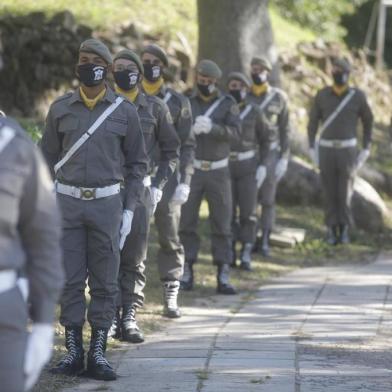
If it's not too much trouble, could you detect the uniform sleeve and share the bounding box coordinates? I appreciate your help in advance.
[307,92,322,149]
[278,95,291,158]
[123,107,148,211]
[19,146,64,324]
[152,103,180,190]
[210,99,241,144]
[255,109,270,165]
[359,91,373,149]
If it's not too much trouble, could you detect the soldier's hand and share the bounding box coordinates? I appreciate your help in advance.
[193,115,212,135]
[275,158,288,181]
[172,183,190,205]
[356,148,370,172]
[309,148,318,167]
[24,324,54,391]
[255,165,267,188]
[150,187,163,215]
[119,209,134,250]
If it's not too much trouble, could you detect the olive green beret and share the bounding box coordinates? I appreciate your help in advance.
[332,58,351,73]
[79,38,112,64]
[114,49,144,74]
[197,59,222,79]
[141,44,168,67]
[250,56,272,72]
[227,72,251,88]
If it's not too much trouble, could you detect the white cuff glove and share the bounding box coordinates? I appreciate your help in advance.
[193,115,212,135]
[24,324,54,391]
[255,165,267,189]
[119,209,134,250]
[275,158,288,181]
[150,187,163,215]
[309,147,319,167]
[356,148,370,171]
[171,183,190,205]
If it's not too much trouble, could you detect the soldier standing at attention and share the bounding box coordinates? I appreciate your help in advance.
[0,117,64,392]
[308,58,373,244]
[179,60,241,294]
[227,72,267,270]
[41,39,148,381]
[141,44,195,318]
[248,57,291,257]
[110,49,180,342]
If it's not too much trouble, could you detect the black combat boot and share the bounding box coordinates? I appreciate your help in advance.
[180,260,194,291]
[87,328,116,381]
[326,225,338,245]
[260,230,270,257]
[163,280,181,318]
[240,242,253,271]
[108,307,121,339]
[121,305,144,343]
[51,326,84,376]
[217,264,237,295]
[231,241,237,268]
[339,224,350,244]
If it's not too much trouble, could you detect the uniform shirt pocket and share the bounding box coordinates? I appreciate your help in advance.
[106,116,128,136]
[58,115,79,134]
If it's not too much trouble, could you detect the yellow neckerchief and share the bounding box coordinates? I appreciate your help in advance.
[332,84,349,96]
[251,82,269,97]
[198,91,218,103]
[79,86,106,110]
[142,78,164,96]
[115,85,139,103]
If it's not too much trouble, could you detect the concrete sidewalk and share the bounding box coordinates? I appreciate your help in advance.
[62,254,392,392]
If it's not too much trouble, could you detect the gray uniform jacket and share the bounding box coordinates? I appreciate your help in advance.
[308,87,373,149]
[248,87,291,161]
[134,92,180,190]
[0,117,64,323]
[190,91,241,161]
[41,87,148,212]
[156,86,195,186]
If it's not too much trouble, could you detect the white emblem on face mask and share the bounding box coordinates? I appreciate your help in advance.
[152,66,161,79]
[240,89,247,100]
[207,84,216,94]
[129,73,138,84]
[93,66,104,81]
[258,72,268,84]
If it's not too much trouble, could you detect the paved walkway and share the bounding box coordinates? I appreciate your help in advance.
[62,254,392,391]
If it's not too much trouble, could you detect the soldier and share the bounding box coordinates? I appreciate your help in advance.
[111,49,180,342]
[179,59,241,294]
[41,39,148,381]
[248,57,291,257]
[308,58,373,244]
[0,117,64,392]
[141,44,195,318]
[227,72,267,270]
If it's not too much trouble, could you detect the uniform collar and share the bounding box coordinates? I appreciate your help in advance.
[192,88,222,101]
[68,84,116,106]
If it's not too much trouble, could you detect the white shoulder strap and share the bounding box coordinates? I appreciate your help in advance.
[240,104,253,121]
[0,125,15,155]
[54,96,124,174]
[204,96,225,118]
[259,88,277,113]
[163,91,172,104]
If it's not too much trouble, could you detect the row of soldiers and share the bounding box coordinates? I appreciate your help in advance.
[0,37,373,391]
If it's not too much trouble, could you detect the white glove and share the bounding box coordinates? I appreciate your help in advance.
[171,183,190,205]
[193,115,212,135]
[24,324,54,391]
[309,147,319,167]
[255,165,267,189]
[119,210,134,250]
[356,148,370,171]
[275,158,288,181]
[150,187,163,215]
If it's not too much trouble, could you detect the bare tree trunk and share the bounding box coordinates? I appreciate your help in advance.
[197,0,279,85]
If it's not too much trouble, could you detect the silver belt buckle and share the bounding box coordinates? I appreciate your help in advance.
[332,140,342,148]
[80,187,96,200]
[200,161,212,171]
[230,152,239,160]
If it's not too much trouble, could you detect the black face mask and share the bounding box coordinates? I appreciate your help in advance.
[251,72,268,86]
[332,72,349,86]
[229,88,247,103]
[77,63,107,87]
[197,83,216,97]
[114,70,139,91]
[143,63,162,82]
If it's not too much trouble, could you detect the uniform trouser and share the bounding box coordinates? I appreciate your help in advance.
[179,166,232,265]
[0,286,27,392]
[58,194,123,329]
[118,187,153,309]
[258,150,280,231]
[319,146,357,226]
[230,157,258,244]
[155,174,184,281]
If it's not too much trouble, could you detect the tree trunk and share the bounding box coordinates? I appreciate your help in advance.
[197,0,279,85]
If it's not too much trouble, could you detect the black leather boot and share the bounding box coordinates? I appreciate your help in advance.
[51,326,84,376]
[261,230,270,257]
[163,280,181,318]
[339,224,350,244]
[180,260,194,291]
[240,242,253,271]
[108,307,121,339]
[217,264,237,295]
[121,305,144,343]
[326,225,338,245]
[87,328,116,381]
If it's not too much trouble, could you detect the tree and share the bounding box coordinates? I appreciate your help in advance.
[197,0,279,84]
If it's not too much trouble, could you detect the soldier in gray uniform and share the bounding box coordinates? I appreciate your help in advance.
[179,59,241,294]
[0,116,64,392]
[227,72,267,270]
[111,49,180,342]
[248,57,291,257]
[308,58,373,244]
[141,44,195,318]
[41,39,148,381]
